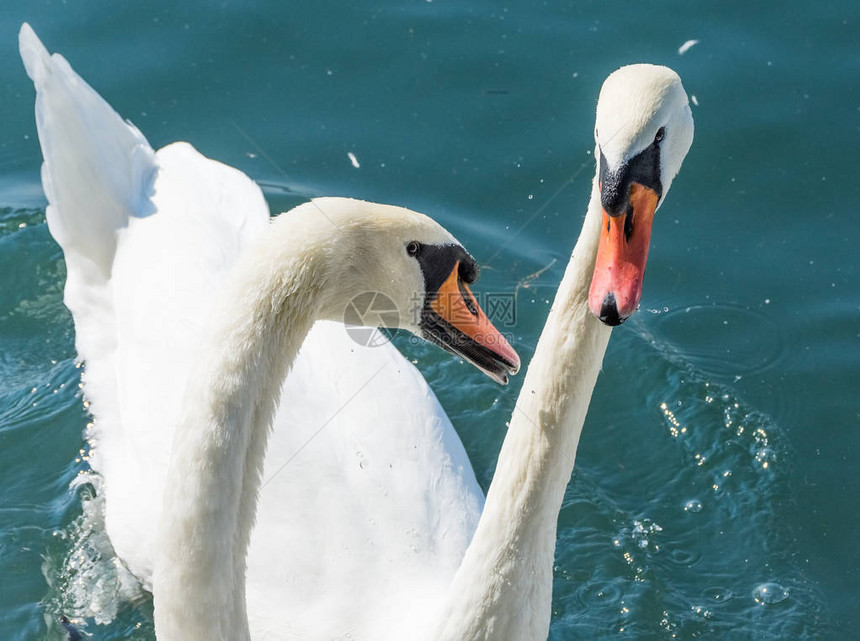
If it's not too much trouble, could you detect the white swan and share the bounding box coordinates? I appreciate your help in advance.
[433,63,694,640]
[150,194,527,640]
[19,23,518,640]
[20,24,693,641]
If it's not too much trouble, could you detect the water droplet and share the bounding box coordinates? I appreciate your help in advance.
[752,582,789,605]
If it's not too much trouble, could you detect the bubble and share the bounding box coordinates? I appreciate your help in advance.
[752,582,790,605]
[683,499,703,513]
[754,447,776,470]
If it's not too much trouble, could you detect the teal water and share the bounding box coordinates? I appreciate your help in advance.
[1,1,857,639]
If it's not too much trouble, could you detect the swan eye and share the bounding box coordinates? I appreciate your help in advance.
[654,127,666,143]
[406,241,421,256]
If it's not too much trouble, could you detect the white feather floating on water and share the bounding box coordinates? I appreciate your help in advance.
[678,39,699,55]
[347,152,360,168]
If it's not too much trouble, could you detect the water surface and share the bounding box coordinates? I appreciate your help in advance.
[0,1,856,639]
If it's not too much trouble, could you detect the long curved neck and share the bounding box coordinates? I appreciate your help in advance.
[152,213,332,641]
[436,176,613,641]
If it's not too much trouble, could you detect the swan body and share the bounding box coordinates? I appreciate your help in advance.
[21,21,692,641]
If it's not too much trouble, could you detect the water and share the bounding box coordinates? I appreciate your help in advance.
[0,1,857,639]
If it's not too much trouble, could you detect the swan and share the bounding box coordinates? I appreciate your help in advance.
[432,63,694,640]
[20,24,693,641]
[150,194,527,640]
[19,23,519,640]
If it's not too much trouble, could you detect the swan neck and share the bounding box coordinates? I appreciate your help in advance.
[152,215,332,641]
[437,176,613,641]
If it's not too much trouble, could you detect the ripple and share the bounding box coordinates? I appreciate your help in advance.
[576,580,624,608]
[668,546,704,568]
[702,586,735,602]
[0,207,46,237]
[655,304,784,379]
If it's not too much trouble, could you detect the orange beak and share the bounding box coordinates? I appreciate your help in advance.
[588,182,659,325]
[426,261,520,383]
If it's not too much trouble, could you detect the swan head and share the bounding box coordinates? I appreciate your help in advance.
[307,198,521,384]
[588,64,694,325]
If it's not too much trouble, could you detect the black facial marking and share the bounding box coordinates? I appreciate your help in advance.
[458,258,479,285]
[599,136,663,216]
[413,243,477,300]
